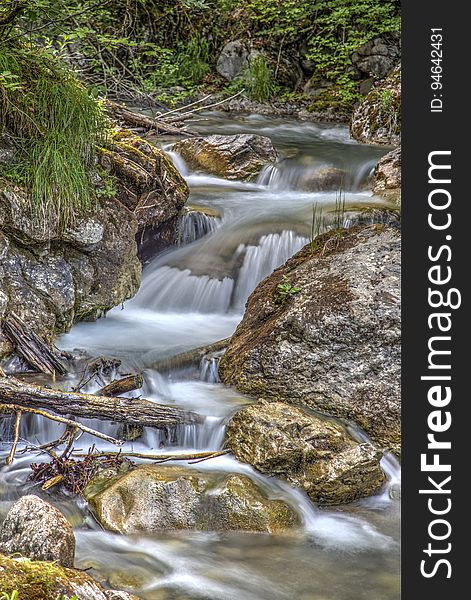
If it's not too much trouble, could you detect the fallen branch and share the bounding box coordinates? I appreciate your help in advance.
[73,449,231,463]
[2,313,67,376]
[0,375,201,428]
[163,89,246,123]
[5,410,22,465]
[105,100,196,136]
[97,373,143,397]
[151,337,230,373]
[0,403,121,447]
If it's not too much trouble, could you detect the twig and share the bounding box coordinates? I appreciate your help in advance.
[72,449,231,463]
[5,410,22,465]
[158,93,213,119]
[0,404,122,447]
[164,89,246,123]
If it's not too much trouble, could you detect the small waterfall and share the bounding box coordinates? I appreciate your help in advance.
[167,150,190,176]
[350,157,377,190]
[233,230,308,310]
[199,354,221,383]
[135,266,234,314]
[141,416,225,452]
[178,210,220,246]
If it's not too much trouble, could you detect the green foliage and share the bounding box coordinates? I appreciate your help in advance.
[274,275,301,306]
[0,44,107,227]
[243,56,275,102]
[1,591,19,600]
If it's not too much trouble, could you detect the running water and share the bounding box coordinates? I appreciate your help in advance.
[0,112,399,600]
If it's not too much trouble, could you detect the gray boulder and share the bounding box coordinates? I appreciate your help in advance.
[173,134,277,181]
[226,401,385,504]
[219,225,401,454]
[0,495,75,567]
[216,40,250,80]
[84,465,299,534]
[352,36,401,79]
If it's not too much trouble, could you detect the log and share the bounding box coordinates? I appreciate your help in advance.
[97,373,143,397]
[0,376,202,429]
[2,313,67,376]
[150,338,230,373]
[105,101,196,136]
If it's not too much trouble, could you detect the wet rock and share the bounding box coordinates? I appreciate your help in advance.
[350,66,401,145]
[303,76,334,99]
[300,167,347,192]
[85,466,299,534]
[216,40,250,80]
[0,185,141,356]
[219,225,401,454]
[372,147,401,205]
[173,134,277,181]
[352,35,401,80]
[342,206,400,229]
[0,127,189,360]
[226,402,385,504]
[0,552,141,600]
[0,495,75,567]
[100,129,189,234]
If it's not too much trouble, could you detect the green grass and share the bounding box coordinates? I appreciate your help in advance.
[0,44,107,228]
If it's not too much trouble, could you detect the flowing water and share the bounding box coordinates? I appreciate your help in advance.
[0,113,399,599]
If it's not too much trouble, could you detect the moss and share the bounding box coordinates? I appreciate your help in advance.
[0,554,85,600]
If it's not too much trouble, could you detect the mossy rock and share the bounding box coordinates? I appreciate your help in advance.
[0,553,140,600]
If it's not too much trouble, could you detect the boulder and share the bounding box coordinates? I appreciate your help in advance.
[226,402,385,504]
[372,147,401,205]
[0,553,140,600]
[0,495,75,567]
[350,66,401,145]
[84,465,299,534]
[352,35,401,80]
[0,128,189,361]
[0,188,141,356]
[300,166,347,192]
[219,225,401,454]
[173,134,277,181]
[100,129,189,233]
[216,40,250,81]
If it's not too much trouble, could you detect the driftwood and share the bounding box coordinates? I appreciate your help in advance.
[0,376,201,428]
[97,373,143,397]
[105,100,197,136]
[151,337,230,373]
[2,313,67,376]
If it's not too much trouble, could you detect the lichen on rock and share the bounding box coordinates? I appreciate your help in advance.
[226,401,385,505]
[219,225,401,455]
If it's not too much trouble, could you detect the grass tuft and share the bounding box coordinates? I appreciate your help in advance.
[0,44,108,229]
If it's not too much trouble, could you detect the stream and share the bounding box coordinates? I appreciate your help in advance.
[0,112,400,600]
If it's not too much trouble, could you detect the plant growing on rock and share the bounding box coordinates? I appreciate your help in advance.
[274,274,301,305]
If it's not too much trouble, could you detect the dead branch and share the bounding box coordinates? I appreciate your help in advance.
[0,403,121,447]
[2,313,67,376]
[5,410,22,465]
[150,337,230,373]
[97,373,143,397]
[0,375,201,428]
[73,449,231,463]
[105,100,197,136]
